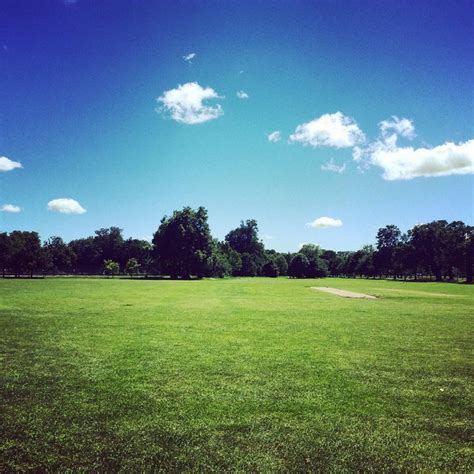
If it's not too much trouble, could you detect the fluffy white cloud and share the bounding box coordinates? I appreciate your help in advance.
[379,116,415,139]
[321,158,346,173]
[267,131,281,143]
[157,82,224,125]
[306,216,343,228]
[183,52,196,63]
[236,90,249,99]
[367,139,474,180]
[289,112,365,148]
[47,198,86,214]
[0,156,22,172]
[0,204,21,213]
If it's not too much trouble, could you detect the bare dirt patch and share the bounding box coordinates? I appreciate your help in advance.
[311,287,377,299]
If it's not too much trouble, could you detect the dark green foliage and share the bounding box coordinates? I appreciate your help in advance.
[240,253,258,277]
[273,254,288,276]
[152,206,212,279]
[69,237,101,274]
[0,212,472,282]
[225,220,265,275]
[43,236,76,274]
[262,260,279,277]
[288,253,309,278]
[7,231,42,277]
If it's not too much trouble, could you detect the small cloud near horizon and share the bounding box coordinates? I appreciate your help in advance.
[306,216,343,228]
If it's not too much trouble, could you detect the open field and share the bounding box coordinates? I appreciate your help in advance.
[1,277,473,471]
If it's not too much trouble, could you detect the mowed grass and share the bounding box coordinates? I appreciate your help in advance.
[1,278,473,471]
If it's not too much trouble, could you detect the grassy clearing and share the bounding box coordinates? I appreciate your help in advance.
[1,277,473,471]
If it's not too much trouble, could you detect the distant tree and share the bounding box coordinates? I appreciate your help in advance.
[94,227,124,263]
[354,245,375,278]
[0,233,11,277]
[375,225,401,277]
[465,226,474,284]
[240,253,258,277]
[320,249,339,276]
[273,254,288,276]
[299,244,327,278]
[262,260,279,277]
[219,242,242,276]
[225,219,265,274]
[43,236,76,274]
[288,253,309,278]
[8,231,42,277]
[152,206,212,279]
[104,259,120,278]
[120,238,151,269]
[69,237,101,274]
[125,258,140,278]
[409,221,448,281]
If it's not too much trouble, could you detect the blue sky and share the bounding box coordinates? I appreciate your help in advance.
[1,0,473,252]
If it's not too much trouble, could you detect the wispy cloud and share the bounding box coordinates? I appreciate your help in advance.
[321,158,346,173]
[236,90,249,99]
[267,131,281,143]
[306,216,343,228]
[0,204,21,213]
[47,198,86,214]
[157,82,224,125]
[290,112,365,148]
[0,156,22,172]
[379,116,415,139]
[183,52,196,63]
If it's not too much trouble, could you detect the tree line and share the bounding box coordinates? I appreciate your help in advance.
[0,206,472,282]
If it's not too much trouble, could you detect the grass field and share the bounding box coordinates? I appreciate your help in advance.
[1,277,473,471]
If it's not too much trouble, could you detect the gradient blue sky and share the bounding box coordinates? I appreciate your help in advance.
[1,0,473,251]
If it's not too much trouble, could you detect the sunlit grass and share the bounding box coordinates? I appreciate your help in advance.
[1,277,472,471]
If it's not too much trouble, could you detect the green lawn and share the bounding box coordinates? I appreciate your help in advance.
[1,277,473,471]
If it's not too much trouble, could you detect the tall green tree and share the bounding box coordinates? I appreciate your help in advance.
[8,231,42,277]
[0,233,11,277]
[152,206,212,279]
[374,225,401,277]
[288,253,309,278]
[225,219,265,275]
[43,236,76,274]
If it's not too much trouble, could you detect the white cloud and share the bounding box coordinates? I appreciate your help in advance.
[183,52,196,63]
[268,131,281,143]
[321,158,346,173]
[236,90,249,99]
[262,234,274,240]
[0,156,22,172]
[306,216,343,228]
[157,82,224,125]
[0,204,21,213]
[379,116,415,139]
[367,139,474,180]
[47,198,86,214]
[289,112,365,148]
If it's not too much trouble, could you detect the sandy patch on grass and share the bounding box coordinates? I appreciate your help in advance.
[311,287,377,299]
